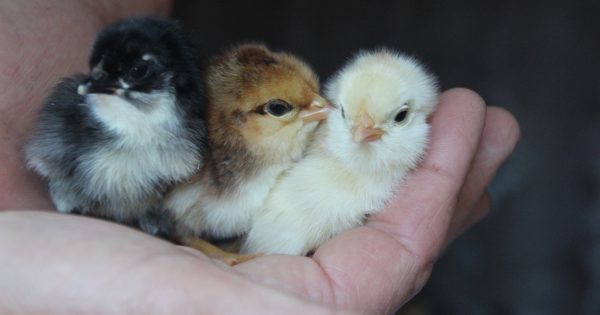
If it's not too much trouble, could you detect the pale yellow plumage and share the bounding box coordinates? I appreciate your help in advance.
[241,49,439,255]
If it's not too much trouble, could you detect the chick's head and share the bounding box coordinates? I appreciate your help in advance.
[206,44,328,164]
[325,49,439,171]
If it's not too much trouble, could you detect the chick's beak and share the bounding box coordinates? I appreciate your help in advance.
[77,77,118,96]
[301,94,332,124]
[352,112,384,142]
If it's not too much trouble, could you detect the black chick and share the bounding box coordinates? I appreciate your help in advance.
[24,17,206,238]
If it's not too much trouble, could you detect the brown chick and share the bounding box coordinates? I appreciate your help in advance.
[163,43,329,264]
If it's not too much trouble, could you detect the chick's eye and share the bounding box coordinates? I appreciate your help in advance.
[129,64,149,80]
[265,100,293,117]
[394,107,410,124]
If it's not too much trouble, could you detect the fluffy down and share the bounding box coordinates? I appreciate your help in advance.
[164,43,329,242]
[241,49,439,255]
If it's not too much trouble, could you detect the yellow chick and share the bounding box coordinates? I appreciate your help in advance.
[163,44,329,259]
[240,49,439,255]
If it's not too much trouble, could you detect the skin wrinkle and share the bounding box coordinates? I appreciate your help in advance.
[286,259,324,303]
[93,250,192,296]
[111,252,215,312]
[290,258,338,306]
[369,205,455,255]
[370,171,454,261]
[113,255,214,314]
[381,249,422,311]
[365,220,430,267]
[406,261,433,301]
[311,259,341,307]
[315,227,424,313]
[235,255,338,307]
[318,260,356,309]
[192,259,343,315]
[422,194,456,253]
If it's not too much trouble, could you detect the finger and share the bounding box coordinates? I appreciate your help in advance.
[310,88,488,313]
[447,106,520,241]
[367,88,487,260]
[466,192,491,227]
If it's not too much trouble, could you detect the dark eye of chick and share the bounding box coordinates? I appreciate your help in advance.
[128,64,150,81]
[341,107,346,118]
[394,107,410,123]
[265,100,294,117]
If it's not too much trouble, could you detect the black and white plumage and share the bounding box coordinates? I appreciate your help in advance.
[240,49,439,255]
[24,17,206,237]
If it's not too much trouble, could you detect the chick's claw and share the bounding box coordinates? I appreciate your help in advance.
[184,237,261,266]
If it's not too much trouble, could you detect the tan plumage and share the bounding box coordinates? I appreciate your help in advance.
[240,49,439,256]
[164,44,329,249]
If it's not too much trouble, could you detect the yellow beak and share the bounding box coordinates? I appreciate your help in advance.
[352,112,384,142]
[301,94,332,124]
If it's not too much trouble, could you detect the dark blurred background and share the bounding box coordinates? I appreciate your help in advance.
[173,1,600,314]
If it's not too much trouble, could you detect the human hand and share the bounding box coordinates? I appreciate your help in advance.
[0,88,519,314]
[234,88,520,313]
